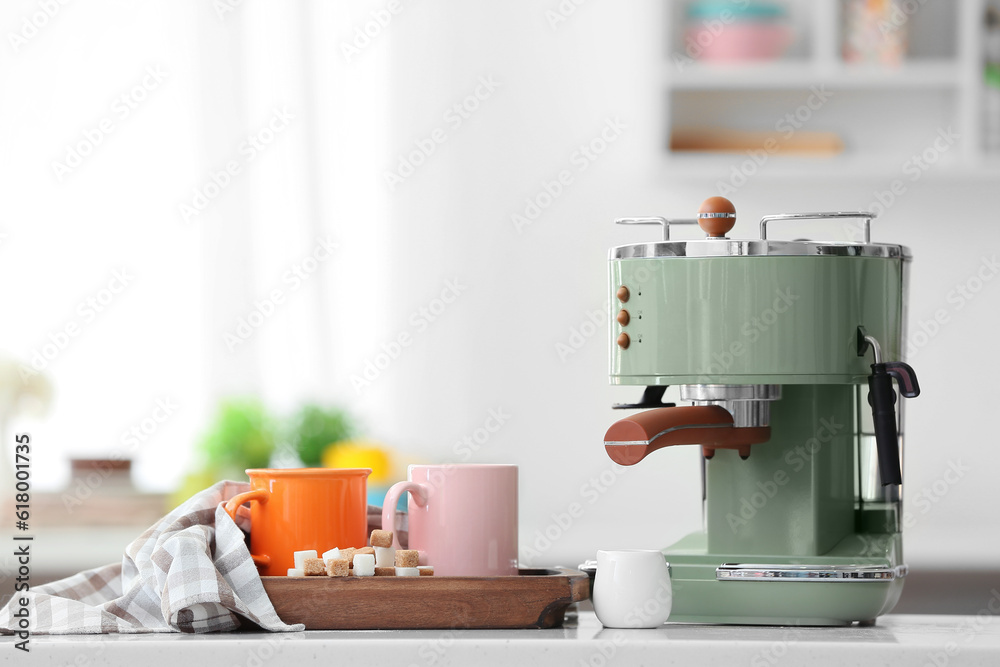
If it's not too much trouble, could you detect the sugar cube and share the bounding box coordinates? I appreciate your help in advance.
[370,529,393,548]
[287,568,304,577]
[340,548,357,567]
[418,566,434,576]
[396,567,419,577]
[322,548,341,562]
[395,550,419,568]
[353,553,375,576]
[326,558,350,577]
[303,558,326,576]
[375,546,395,568]
[375,567,396,576]
[293,550,318,571]
[356,546,375,557]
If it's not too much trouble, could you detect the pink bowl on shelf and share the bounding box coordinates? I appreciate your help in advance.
[684,23,793,61]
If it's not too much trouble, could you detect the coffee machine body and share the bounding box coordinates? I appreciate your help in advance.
[605,201,917,625]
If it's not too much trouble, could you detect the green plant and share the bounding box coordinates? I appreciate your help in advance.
[197,398,275,471]
[288,404,355,467]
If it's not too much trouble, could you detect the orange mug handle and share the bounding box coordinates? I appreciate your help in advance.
[224,489,271,569]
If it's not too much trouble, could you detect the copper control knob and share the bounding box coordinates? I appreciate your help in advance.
[617,333,630,349]
[616,286,630,302]
[698,196,736,238]
[617,310,630,326]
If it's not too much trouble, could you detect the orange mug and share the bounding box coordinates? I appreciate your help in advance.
[224,468,371,577]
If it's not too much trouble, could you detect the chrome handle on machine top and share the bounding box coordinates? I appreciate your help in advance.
[759,211,876,243]
[615,217,698,241]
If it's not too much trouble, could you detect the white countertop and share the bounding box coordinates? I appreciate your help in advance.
[3,612,999,666]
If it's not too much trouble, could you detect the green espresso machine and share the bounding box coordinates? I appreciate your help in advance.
[604,197,920,626]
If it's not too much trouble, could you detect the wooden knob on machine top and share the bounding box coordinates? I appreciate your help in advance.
[697,196,736,238]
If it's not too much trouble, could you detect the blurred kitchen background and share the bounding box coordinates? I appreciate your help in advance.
[1,0,998,613]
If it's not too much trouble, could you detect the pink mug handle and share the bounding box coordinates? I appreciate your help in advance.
[382,481,429,550]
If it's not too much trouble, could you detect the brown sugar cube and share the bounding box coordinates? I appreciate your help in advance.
[370,530,393,548]
[418,566,434,576]
[374,567,396,576]
[395,549,419,568]
[340,548,357,567]
[303,558,326,576]
[326,558,350,577]
[356,546,375,557]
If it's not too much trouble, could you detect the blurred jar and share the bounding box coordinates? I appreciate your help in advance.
[322,440,397,506]
[683,1,793,62]
[843,0,909,66]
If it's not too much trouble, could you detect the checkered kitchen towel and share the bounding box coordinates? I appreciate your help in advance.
[0,481,303,634]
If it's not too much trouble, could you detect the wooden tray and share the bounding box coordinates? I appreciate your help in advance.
[261,567,589,630]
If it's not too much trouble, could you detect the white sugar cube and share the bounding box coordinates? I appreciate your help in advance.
[287,568,304,577]
[293,550,317,571]
[374,546,395,568]
[322,548,341,563]
[396,567,419,577]
[353,553,375,577]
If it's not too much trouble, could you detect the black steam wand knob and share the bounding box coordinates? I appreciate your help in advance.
[857,327,920,486]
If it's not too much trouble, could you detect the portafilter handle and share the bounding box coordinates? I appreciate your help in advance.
[858,328,920,486]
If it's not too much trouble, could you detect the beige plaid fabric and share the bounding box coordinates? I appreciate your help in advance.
[0,481,303,634]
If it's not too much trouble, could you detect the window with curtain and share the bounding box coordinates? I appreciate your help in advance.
[1,0,391,492]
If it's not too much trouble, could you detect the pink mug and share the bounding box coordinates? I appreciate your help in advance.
[382,464,519,576]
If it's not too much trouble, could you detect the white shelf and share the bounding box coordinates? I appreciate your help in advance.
[668,60,961,90]
[661,0,993,177]
[662,152,1000,181]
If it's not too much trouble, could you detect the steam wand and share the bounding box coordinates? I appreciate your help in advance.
[857,327,920,486]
